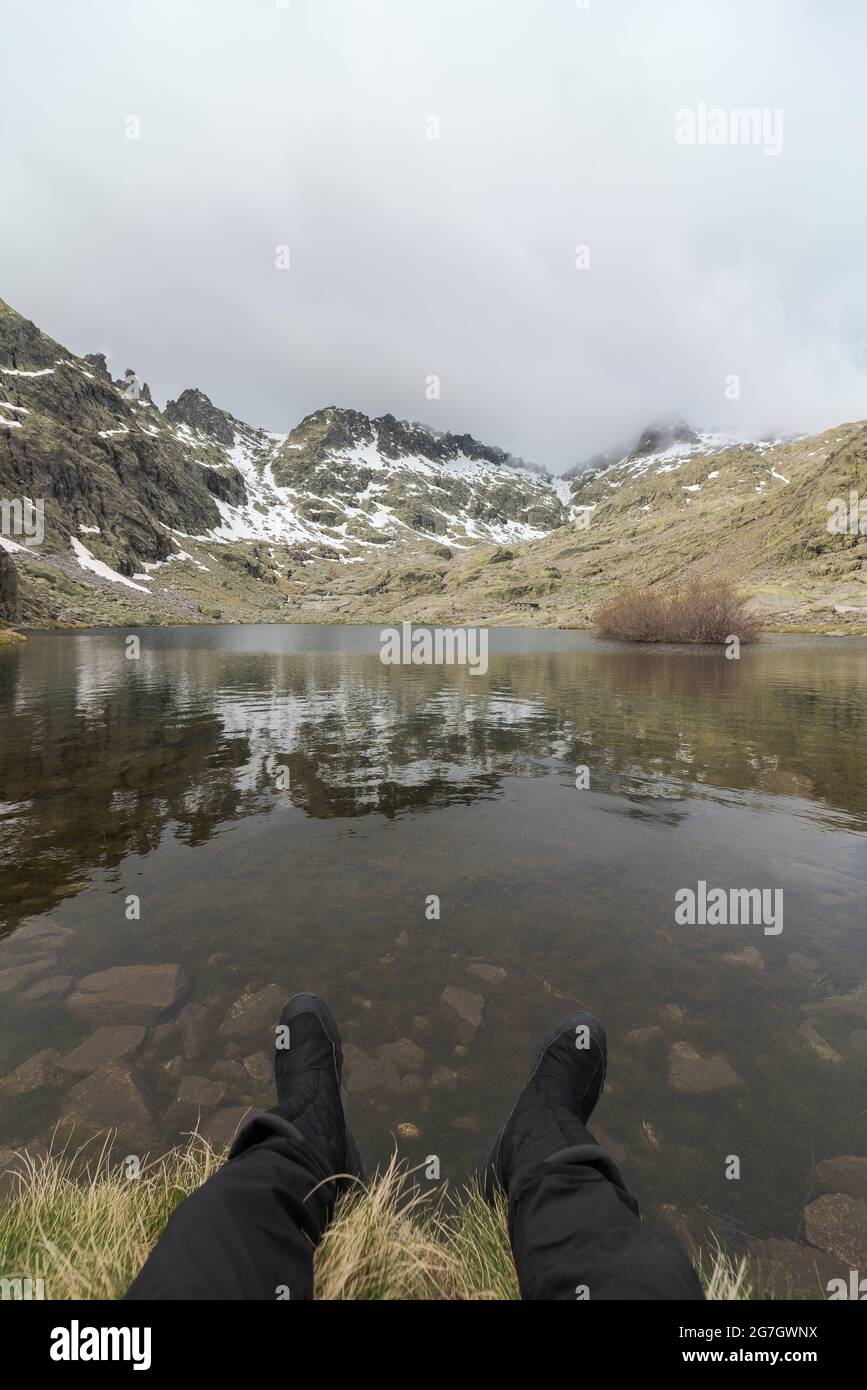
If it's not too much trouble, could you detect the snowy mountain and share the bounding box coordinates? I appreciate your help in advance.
[2,296,864,635]
[0,297,571,607]
[167,397,569,554]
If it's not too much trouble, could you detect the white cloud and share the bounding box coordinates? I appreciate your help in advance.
[1,0,865,470]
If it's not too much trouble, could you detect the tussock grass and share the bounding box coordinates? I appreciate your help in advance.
[0,1134,223,1300]
[595,579,760,644]
[0,1137,747,1301]
[314,1156,519,1300]
[693,1238,753,1301]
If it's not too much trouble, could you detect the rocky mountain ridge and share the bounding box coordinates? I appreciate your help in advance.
[0,297,573,626]
[1,296,866,634]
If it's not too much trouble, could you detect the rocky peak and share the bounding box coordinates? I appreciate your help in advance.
[284,406,545,476]
[83,352,111,382]
[632,417,699,457]
[286,406,375,457]
[566,416,701,481]
[164,387,236,445]
[0,297,63,371]
[112,368,153,405]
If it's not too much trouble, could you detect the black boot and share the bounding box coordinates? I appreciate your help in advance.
[482,1010,608,1199]
[270,992,364,1181]
[480,1010,705,1300]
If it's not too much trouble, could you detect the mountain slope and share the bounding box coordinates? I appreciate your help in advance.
[0,297,574,626]
[1,296,865,633]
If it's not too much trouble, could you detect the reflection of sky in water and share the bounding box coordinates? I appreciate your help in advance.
[1,626,866,1266]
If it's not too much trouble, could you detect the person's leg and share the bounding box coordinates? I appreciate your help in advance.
[125,994,362,1301]
[483,1012,704,1301]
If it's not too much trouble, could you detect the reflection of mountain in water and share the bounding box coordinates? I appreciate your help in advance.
[2,634,867,933]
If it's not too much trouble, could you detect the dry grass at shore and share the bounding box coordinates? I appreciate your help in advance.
[0,1137,748,1301]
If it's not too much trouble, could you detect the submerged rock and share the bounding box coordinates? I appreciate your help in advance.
[67,964,190,1026]
[798,1019,843,1063]
[342,1044,401,1095]
[466,962,507,985]
[19,974,73,1002]
[59,1025,146,1075]
[396,1121,421,1139]
[804,1193,867,1268]
[8,922,74,950]
[199,1105,253,1151]
[376,1037,426,1074]
[667,1041,742,1093]
[0,960,53,994]
[165,1075,226,1129]
[210,1058,251,1096]
[177,1003,209,1060]
[61,1063,159,1150]
[812,1155,867,1200]
[0,1047,61,1096]
[242,1052,273,1089]
[805,983,867,1030]
[625,1025,664,1048]
[747,1237,848,1300]
[429,1066,460,1090]
[787,952,821,981]
[722,946,764,970]
[219,984,285,1044]
[439,985,485,1043]
[590,1125,628,1165]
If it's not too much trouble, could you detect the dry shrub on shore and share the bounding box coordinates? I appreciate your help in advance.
[595,579,760,644]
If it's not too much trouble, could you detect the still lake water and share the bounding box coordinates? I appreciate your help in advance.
[1,624,866,1259]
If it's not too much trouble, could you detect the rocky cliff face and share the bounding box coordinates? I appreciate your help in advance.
[0,550,17,620]
[0,296,573,626]
[0,301,226,581]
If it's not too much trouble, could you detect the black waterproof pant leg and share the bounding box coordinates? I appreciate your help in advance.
[508,1125,705,1300]
[126,1113,703,1301]
[125,1110,341,1301]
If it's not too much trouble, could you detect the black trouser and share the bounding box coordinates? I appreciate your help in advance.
[125,1105,704,1301]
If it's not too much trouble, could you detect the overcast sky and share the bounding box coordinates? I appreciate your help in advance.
[2,0,866,471]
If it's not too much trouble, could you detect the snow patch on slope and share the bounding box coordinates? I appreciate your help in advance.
[173,427,565,552]
[70,537,150,592]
